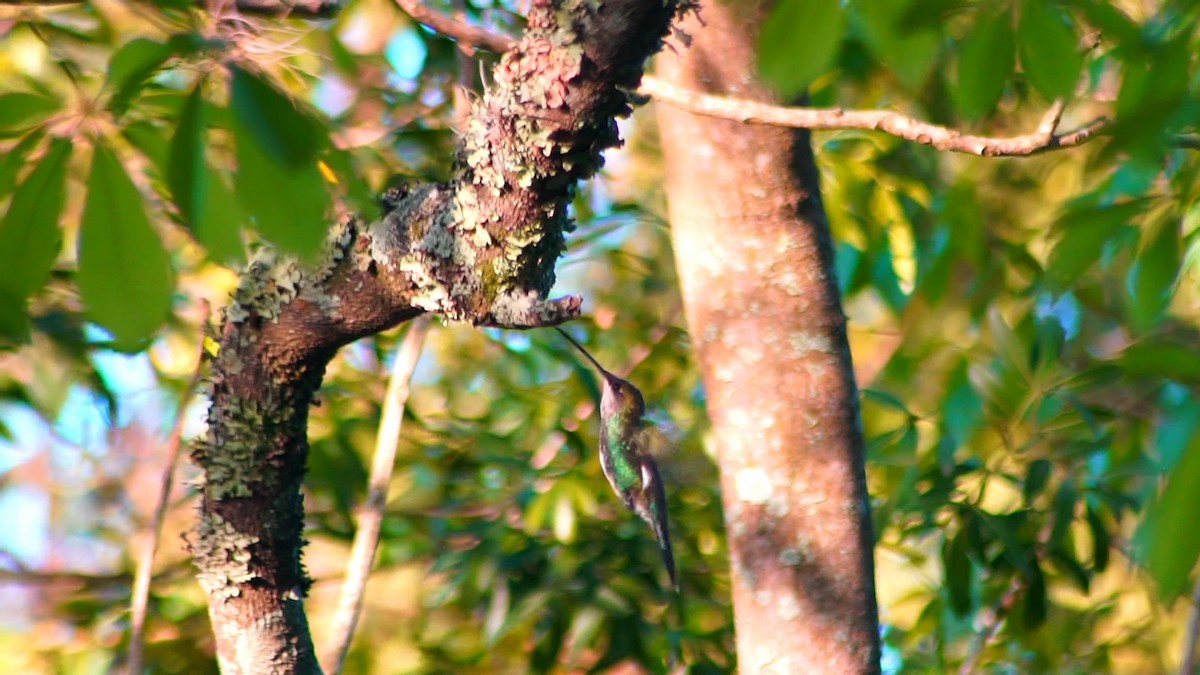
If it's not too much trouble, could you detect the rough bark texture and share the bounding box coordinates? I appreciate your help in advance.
[189,0,691,671]
[656,5,881,673]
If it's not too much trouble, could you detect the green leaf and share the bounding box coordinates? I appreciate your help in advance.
[232,114,331,258]
[943,525,973,616]
[1126,214,1180,332]
[1117,340,1200,383]
[1085,504,1110,572]
[1017,560,1048,629]
[854,0,941,89]
[107,38,174,115]
[123,121,172,180]
[1018,0,1083,99]
[1143,429,1200,599]
[1046,200,1147,289]
[1023,459,1051,504]
[77,142,174,349]
[759,0,845,98]
[229,64,323,169]
[0,93,62,135]
[168,80,208,231]
[953,8,1016,119]
[195,167,246,265]
[0,129,47,197]
[0,139,71,309]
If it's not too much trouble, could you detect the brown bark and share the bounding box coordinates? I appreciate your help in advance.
[187,0,693,671]
[656,5,881,673]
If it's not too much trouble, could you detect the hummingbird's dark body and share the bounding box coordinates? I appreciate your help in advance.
[554,327,677,591]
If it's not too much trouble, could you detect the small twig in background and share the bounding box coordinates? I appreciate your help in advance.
[639,76,1110,157]
[322,316,432,675]
[1181,576,1200,675]
[959,580,1020,675]
[127,303,212,675]
[394,0,513,53]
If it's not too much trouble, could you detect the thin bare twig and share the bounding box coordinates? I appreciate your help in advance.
[322,317,432,675]
[127,304,212,675]
[1181,576,1200,675]
[394,0,513,53]
[0,0,343,17]
[386,0,1121,158]
[639,76,1111,157]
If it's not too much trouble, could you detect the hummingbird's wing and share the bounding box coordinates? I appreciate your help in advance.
[637,458,678,591]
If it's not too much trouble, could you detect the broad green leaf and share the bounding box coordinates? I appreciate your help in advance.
[0,129,47,197]
[1085,504,1110,572]
[77,142,174,348]
[943,525,973,615]
[1046,200,1147,289]
[1066,0,1141,46]
[123,120,171,178]
[195,167,245,264]
[1018,0,1083,99]
[1017,560,1048,629]
[232,113,330,258]
[953,8,1015,119]
[1125,214,1180,332]
[107,38,173,115]
[1143,429,1200,599]
[1023,459,1051,504]
[1117,340,1200,383]
[759,0,845,98]
[168,80,208,231]
[0,138,71,308]
[229,64,323,169]
[0,93,62,135]
[854,0,941,89]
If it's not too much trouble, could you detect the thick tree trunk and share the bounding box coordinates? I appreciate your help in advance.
[656,5,881,673]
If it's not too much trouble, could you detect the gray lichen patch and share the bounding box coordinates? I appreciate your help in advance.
[195,394,268,501]
[190,513,261,600]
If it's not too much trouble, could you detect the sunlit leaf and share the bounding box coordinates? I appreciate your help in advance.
[759,0,845,98]
[854,0,941,88]
[0,92,62,135]
[1047,200,1148,289]
[229,64,323,168]
[168,79,208,233]
[1018,0,1083,99]
[0,138,71,337]
[77,142,174,348]
[953,8,1015,119]
[1143,429,1200,599]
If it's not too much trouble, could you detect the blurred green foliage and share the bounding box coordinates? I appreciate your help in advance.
[0,0,1197,673]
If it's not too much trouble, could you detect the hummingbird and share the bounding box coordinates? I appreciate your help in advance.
[553,326,677,591]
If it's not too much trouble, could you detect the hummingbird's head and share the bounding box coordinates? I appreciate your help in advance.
[600,372,645,420]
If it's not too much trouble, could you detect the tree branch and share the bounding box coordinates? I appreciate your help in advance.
[127,304,211,675]
[0,0,344,18]
[322,317,430,675]
[393,0,513,53]
[640,76,1110,157]
[191,0,694,669]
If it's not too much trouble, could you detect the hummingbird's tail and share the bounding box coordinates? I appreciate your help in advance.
[641,460,679,592]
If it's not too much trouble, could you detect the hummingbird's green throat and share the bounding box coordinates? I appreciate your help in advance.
[553,327,678,591]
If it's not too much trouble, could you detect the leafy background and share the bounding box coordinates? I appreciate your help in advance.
[0,0,1198,672]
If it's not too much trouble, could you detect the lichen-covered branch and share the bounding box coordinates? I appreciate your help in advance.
[190,0,692,670]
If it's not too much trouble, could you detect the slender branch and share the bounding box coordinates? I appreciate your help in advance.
[1181,576,1200,675]
[322,317,431,675]
[959,581,1021,675]
[640,76,1110,157]
[387,0,1126,158]
[394,0,513,53]
[127,305,211,675]
[0,0,344,17]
